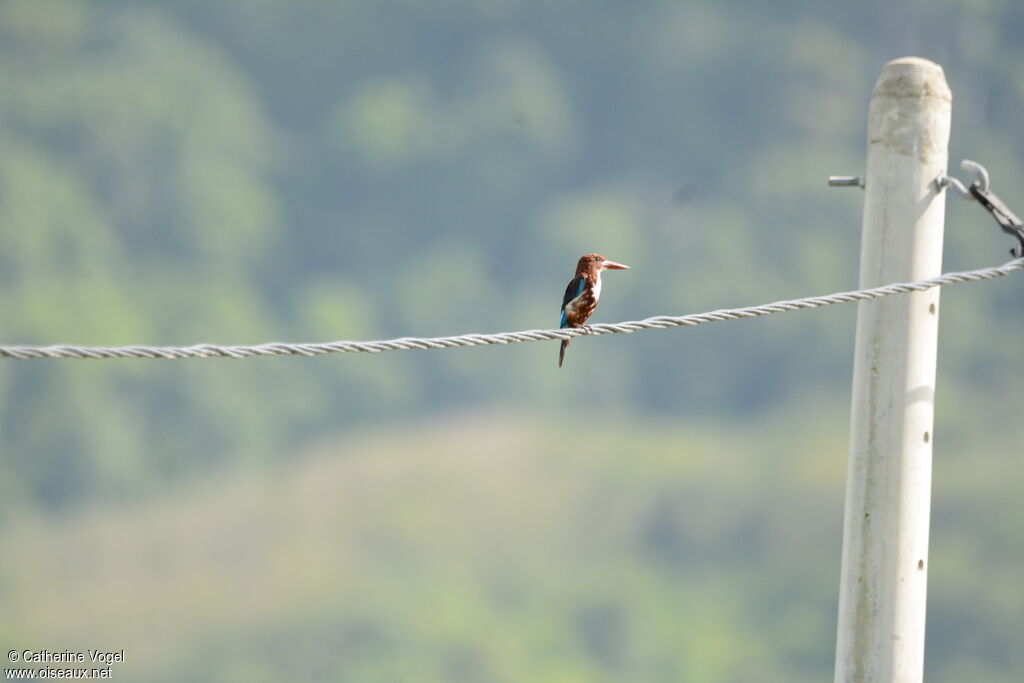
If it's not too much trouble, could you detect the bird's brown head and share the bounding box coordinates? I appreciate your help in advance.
[576,253,630,275]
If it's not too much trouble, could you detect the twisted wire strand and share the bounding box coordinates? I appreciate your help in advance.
[2,258,1021,360]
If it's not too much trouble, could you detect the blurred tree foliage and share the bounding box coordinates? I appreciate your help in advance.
[1,0,1023,506]
[2,0,1023,680]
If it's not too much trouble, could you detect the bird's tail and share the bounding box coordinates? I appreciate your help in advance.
[558,339,569,367]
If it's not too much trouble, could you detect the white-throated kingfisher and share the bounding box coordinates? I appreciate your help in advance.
[558,253,629,367]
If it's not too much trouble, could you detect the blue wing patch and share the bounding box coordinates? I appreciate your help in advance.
[559,276,586,328]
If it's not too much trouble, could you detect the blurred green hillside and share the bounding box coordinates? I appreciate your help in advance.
[1,0,1023,681]
[3,414,1022,681]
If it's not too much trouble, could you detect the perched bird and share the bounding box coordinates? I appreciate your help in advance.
[558,253,630,367]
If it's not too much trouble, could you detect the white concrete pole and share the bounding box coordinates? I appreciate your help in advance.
[834,57,951,683]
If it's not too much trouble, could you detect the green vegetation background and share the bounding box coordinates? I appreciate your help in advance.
[1,1,1022,681]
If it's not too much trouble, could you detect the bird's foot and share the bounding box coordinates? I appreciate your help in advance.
[580,324,594,335]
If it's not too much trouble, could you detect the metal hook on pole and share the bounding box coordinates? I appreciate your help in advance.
[960,159,990,192]
[937,159,990,199]
[936,159,1024,256]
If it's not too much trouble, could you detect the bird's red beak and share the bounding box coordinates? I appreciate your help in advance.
[601,259,630,270]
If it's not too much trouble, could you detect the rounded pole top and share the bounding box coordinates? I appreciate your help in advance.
[867,57,951,161]
[872,57,951,102]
